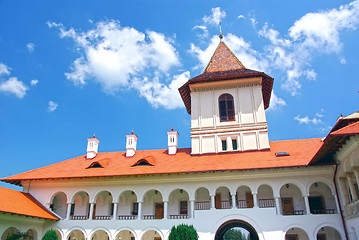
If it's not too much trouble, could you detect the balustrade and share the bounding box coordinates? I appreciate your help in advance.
[195,201,210,210]
[283,210,305,215]
[237,200,253,208]
[258,198,275,208]
[118,215,137,220]
[169,214,189,219]
[143,215,155,220]
[311,209,336,214]
[71,215,88,220]
[93,215,112,220]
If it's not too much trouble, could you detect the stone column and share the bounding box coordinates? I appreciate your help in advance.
[231,194,236,209]
[347,172,358,201]
[274,197,281,215]
[112,202,118,220]
[164,201,168,219]
[253,193,258,208]
[304,195,311,214]
[138,202,142,219]
[89,202,95,220]
[339,177,350,205]
[66,203,72,220]
[210,195,215,209]
[190,200,195,218]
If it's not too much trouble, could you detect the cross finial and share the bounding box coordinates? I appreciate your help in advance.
[219,21,223,41]
[93,133,96,138]
[131,129,134,134]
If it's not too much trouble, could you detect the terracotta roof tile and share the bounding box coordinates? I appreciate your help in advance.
[330,121,359,136]
[204,42,245,73]
[0,187,59,220]
[1,138,322,185]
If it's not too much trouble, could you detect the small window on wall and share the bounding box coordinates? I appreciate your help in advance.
[219,94,235,122]
[232,139,238,150]
[222,139,227,151]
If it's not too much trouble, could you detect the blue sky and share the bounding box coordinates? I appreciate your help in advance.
[1,0,358,190]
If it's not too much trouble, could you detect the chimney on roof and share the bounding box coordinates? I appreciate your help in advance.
[126,132,138,157]
[87,134,100,159]
[167,128,179,155]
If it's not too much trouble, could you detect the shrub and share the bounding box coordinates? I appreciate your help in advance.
[168,224,199,240]
[42,229,58,240]
[6,232,27,240]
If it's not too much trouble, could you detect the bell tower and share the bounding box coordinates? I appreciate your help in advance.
[179,40,274,155]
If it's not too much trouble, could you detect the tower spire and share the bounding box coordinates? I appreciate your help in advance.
[219,21,223,41]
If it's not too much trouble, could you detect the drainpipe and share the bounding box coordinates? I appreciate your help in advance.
[333,163,349,240]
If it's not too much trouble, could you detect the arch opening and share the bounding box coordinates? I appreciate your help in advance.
[215,220,259,240]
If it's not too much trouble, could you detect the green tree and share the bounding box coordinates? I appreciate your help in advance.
[223,228,250,240]
[168,224,199,240]
[42,229,58,240]
[6,232,27,240]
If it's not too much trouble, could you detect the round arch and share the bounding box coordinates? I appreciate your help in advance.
[215,220,259,240]
[89,227,111,240]
[115,228,138,240]
[140,227,164,240]
[49,191,68,204]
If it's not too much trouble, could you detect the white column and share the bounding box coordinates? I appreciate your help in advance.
[231,194,236,209]
[333,194,340,214]
[190,200,195,218]
[164,201,168,219]
[253,193,258,208]
[66,203,72,220]
[112,202,118,220]
[210,195,215,209]
[339,177,350,205]
[347,172,358,201]
[89,202,95,220]
[304,195,311,214]
[274,197,281,215]
[138,202,142,219]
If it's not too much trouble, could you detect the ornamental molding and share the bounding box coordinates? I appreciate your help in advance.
[191,125,268,135]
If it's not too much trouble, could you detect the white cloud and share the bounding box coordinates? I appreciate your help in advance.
[0,77,28,98]
[30,79,39,86]
[294,111,325,125]
[49,20,183,108]
[203,7,226,26]
[132,71,190,109]
[26,43,35,53]
[267,92,286,111]
[0,63,10,76]
[193,25,209,39]
[48,101,59,112]
[238,15,245,20]
[257,0,359,95]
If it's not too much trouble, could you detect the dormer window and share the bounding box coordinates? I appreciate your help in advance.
[131,156,155,167]
[219,94,235,122]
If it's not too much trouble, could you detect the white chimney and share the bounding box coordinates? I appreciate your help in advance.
[87,134,100,159]
[126,131,138,157]
[167,128,179,155]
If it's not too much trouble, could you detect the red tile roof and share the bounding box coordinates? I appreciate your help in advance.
[0,187,59,220]
[179,42,273,114]
[204,42,245,72]
[330,121,359,136]
[1,138,323,186]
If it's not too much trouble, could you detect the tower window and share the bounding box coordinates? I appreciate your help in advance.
[219,94,235,122]
[232,139,238,150]
[222,139,227,151]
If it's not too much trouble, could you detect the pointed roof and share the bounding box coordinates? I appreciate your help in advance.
[203,42,245,73]
[179,41,273,114]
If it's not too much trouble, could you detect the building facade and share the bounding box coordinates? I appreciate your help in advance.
[1,39,358,240]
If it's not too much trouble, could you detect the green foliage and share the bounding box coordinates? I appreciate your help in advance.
[5,232,27,240]
[42,229,58,240]
[168,224,199,240]
[223,228,250,240]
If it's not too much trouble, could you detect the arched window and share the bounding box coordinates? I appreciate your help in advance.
[219,94,235,121]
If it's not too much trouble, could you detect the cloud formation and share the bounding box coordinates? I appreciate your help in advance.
[48,101,59,112]
[30,79,39,86]
[26,43,35,53]
[193,7,226,39]
[0,63,28,98]
[48,20,188,109]
[0,77,28,98]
